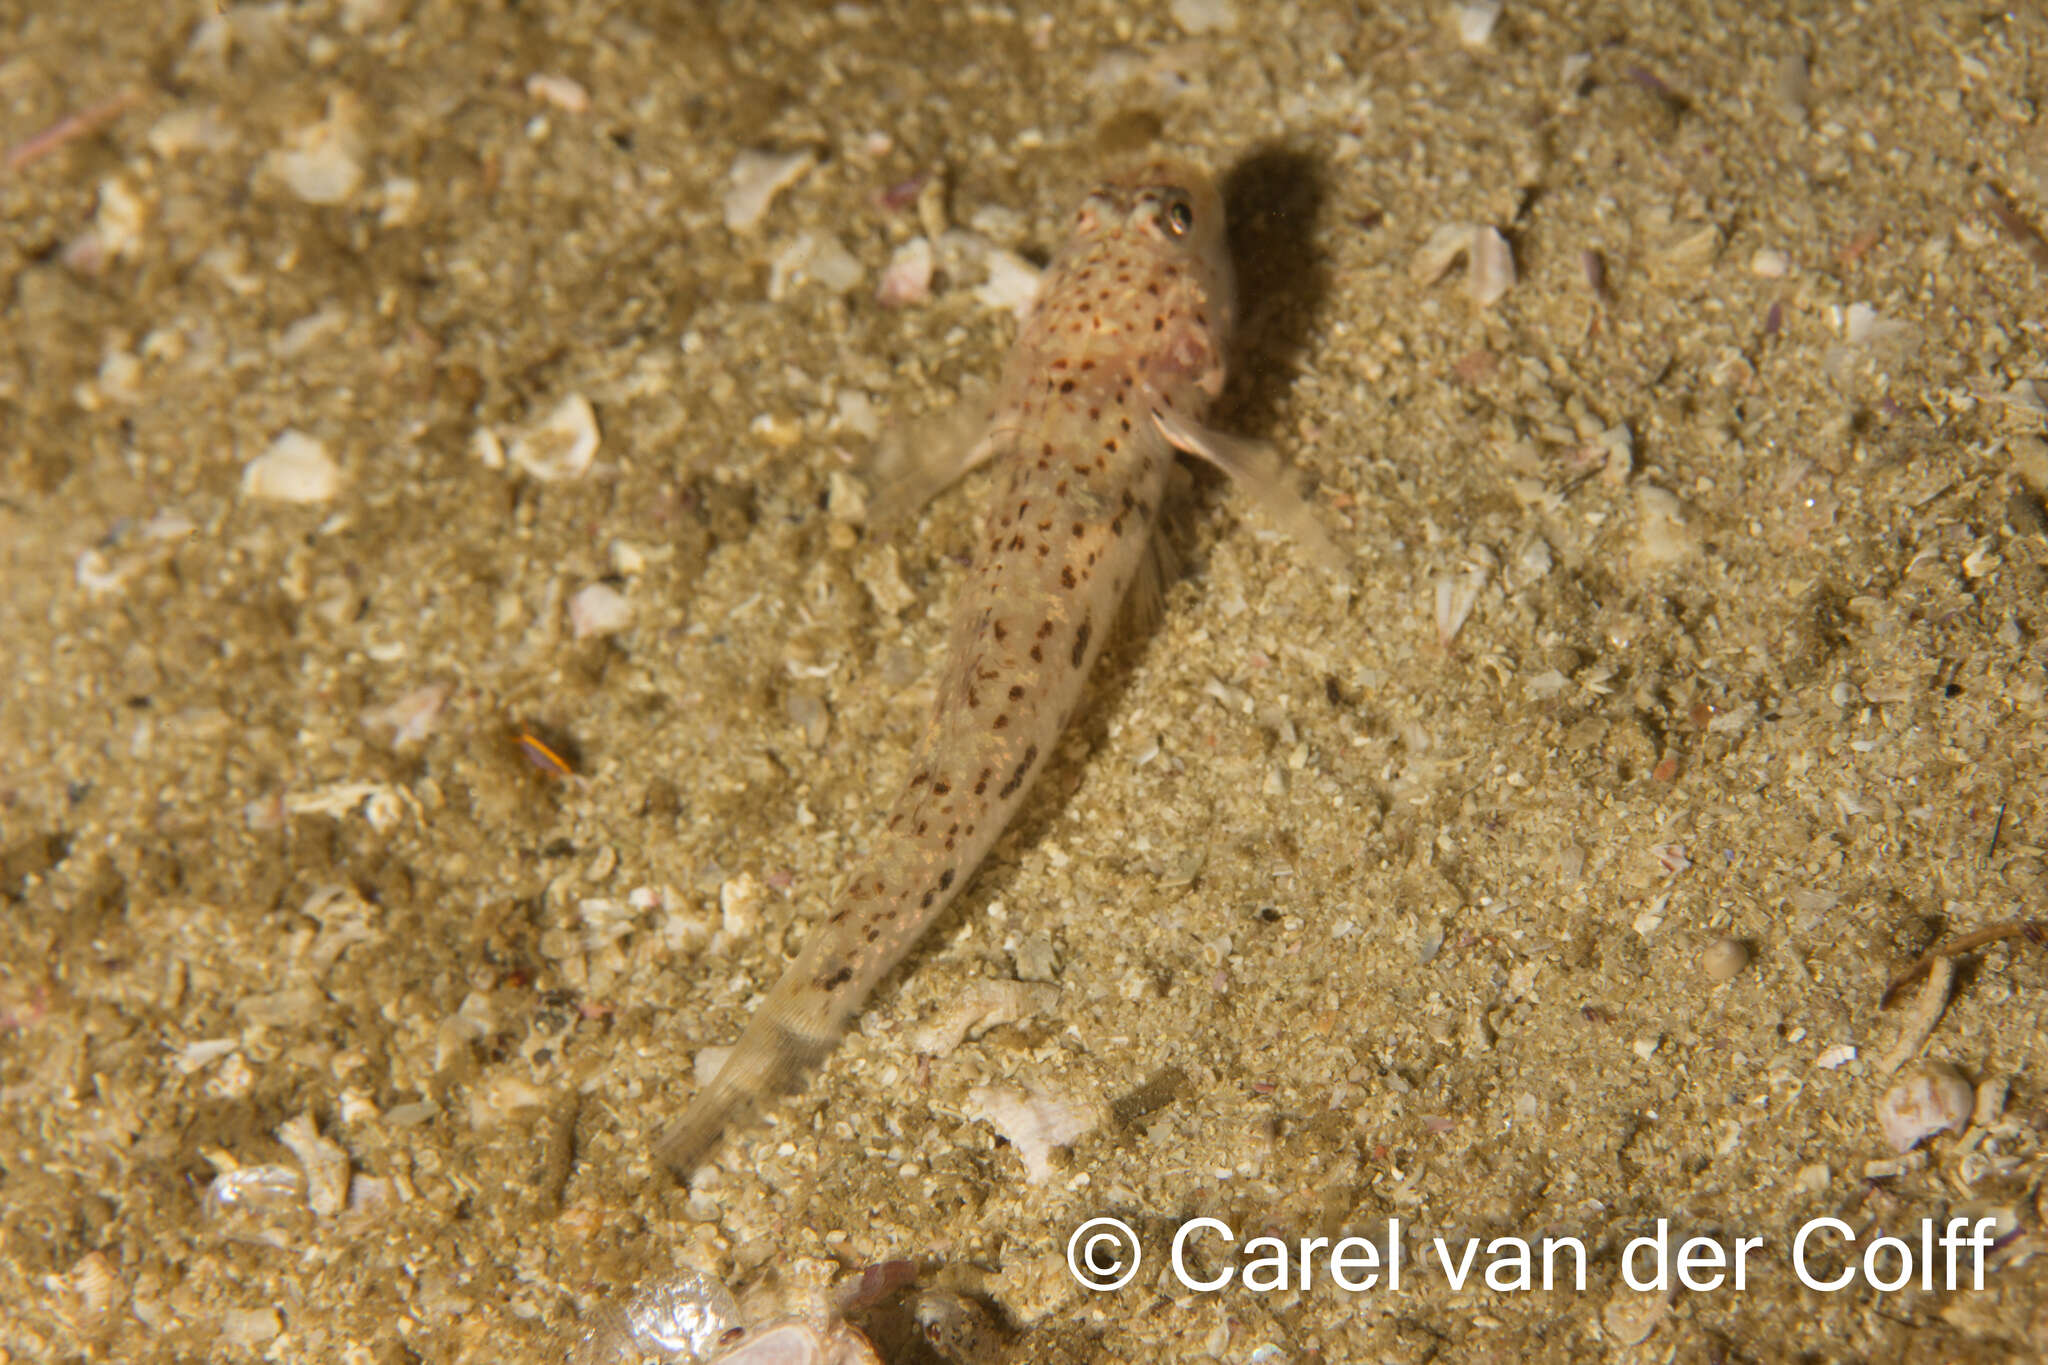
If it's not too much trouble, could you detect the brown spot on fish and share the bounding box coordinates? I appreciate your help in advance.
[1072,618,1092,667]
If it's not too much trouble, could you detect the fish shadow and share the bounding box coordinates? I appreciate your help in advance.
[1217,146,1333,443]
[1166,147,1335,587]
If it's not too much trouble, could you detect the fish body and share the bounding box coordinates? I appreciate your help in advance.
[654,162,1237,1176]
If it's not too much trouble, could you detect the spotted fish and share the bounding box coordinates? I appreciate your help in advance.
[654,158,1334,1176]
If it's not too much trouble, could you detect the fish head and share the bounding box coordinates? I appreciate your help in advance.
[1059,158,1235,401]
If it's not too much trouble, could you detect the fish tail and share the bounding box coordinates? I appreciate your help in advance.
[651,949,849,1178]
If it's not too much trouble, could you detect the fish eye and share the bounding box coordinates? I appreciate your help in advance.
[1163,195,1195,237]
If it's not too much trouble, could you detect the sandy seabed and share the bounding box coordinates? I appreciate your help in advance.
[4,1,2048,1361]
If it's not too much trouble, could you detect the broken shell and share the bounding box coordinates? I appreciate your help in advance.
[907,979,1060,1056]
[203,1164,305,1222]
[509,394,599,481]
[1466,227,1516,305]
[275,1112,350,1217]
[574,1267,742,1364]
[49,1251,124,1336]
[709,1320,883,1365]
[965,1082,1099,1183]
[1412,222,1477,285]
[725,147,818,232]
[1411,223,1514,305]
[361,682,450,749]
[1876,1060,1974,1154]
[243,430,341,503]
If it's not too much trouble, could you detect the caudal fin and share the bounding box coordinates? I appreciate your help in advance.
[652,1006,839,1179]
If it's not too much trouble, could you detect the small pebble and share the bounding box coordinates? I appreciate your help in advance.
[1601,1289,1668,1346]
[472,427,505,470]
[525,73,590,114]
[147,105,235,158]
[1454,0,1503,47]
[1170,0,1238,34]
[1972,1077,2008,1129]
[719,873,767,939]
[221,1308,284,1349]
[569,583,633,639]
[1698,936,1750,982]
[768,231,864,299]
[973,247,1042,317]
[1876,1060,1973,1153]
[62,177,147,275]
[1633,483,1697,567]
[268,95,365,205]
[243,430,341,503]
[509,394,600,481]
[876,236,934,307]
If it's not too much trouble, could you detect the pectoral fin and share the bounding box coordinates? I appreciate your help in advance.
[868,382,1013,530]
[1151,408,1349,578]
